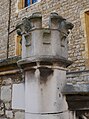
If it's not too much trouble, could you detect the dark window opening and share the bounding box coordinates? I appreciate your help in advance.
[32,0,37,4]
[25,0,37,7]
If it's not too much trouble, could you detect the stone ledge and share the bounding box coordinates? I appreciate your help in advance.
[0,56,21,72]
[62,83,89,95]
[62,79,89,110]
[17,55,72,68]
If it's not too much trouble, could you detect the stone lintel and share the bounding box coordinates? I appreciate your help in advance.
[62,83,89,95]
[64,70,89,111]
[62,83,89,110]
[63,83,89,110]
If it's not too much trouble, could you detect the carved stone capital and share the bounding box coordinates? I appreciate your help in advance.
[16,12,42,35]
[16,17,32,35]
[49,12,74,36]
[58,19,74,35]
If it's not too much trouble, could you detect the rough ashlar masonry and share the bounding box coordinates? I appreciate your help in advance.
[0,0,89,71]
[0,74,25,119]
[0,0,9,59]
[8,0,89,71]
[0,0,89,119]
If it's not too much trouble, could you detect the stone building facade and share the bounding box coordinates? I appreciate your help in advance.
[0,0,89,119]
[1,0,89,71]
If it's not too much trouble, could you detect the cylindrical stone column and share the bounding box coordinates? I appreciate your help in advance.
[24,64,70,119]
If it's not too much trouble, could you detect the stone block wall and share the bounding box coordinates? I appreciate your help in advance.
[0,74,25,119]
[1,1,89,118]
[67,70,89,84]
[0,0,9,59]
[0,66,89,119]
[0,0,89,71]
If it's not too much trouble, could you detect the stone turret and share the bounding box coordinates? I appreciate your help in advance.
[16,12,73,60]
[17,12,73,119]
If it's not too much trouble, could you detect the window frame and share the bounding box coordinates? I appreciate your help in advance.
[18,0,41,10]
[80,10,89,69]
[15,35,22,56]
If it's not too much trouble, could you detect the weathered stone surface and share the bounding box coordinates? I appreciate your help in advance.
[14,111,25,119]
[63,70,89,94]
[5,102,11,110]
[0,110,4,116]
[20,13,73,60]
[19,11,73,119]
[6,110,13,118]
[12,83,25,110]
[0,101,5,116]
[25,69,68,113]
[1,1,89,119]
[25,111,70,119]
[63,83,89,94]
[67,70,89,83]
[2,78,12,85]
[0,0,88,71]
[1,86,11,102]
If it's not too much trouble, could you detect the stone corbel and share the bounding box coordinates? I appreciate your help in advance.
[58,17,74,48]
[58,19,74,35]
[16,17,32,35]
[49,12,74,46]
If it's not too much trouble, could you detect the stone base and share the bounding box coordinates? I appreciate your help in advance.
[25,111,70,119]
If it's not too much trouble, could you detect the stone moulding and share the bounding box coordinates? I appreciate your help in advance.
[62,83,89,95]
[63,70,89,111]
[17,55,73,69]
[0,56,21,74]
